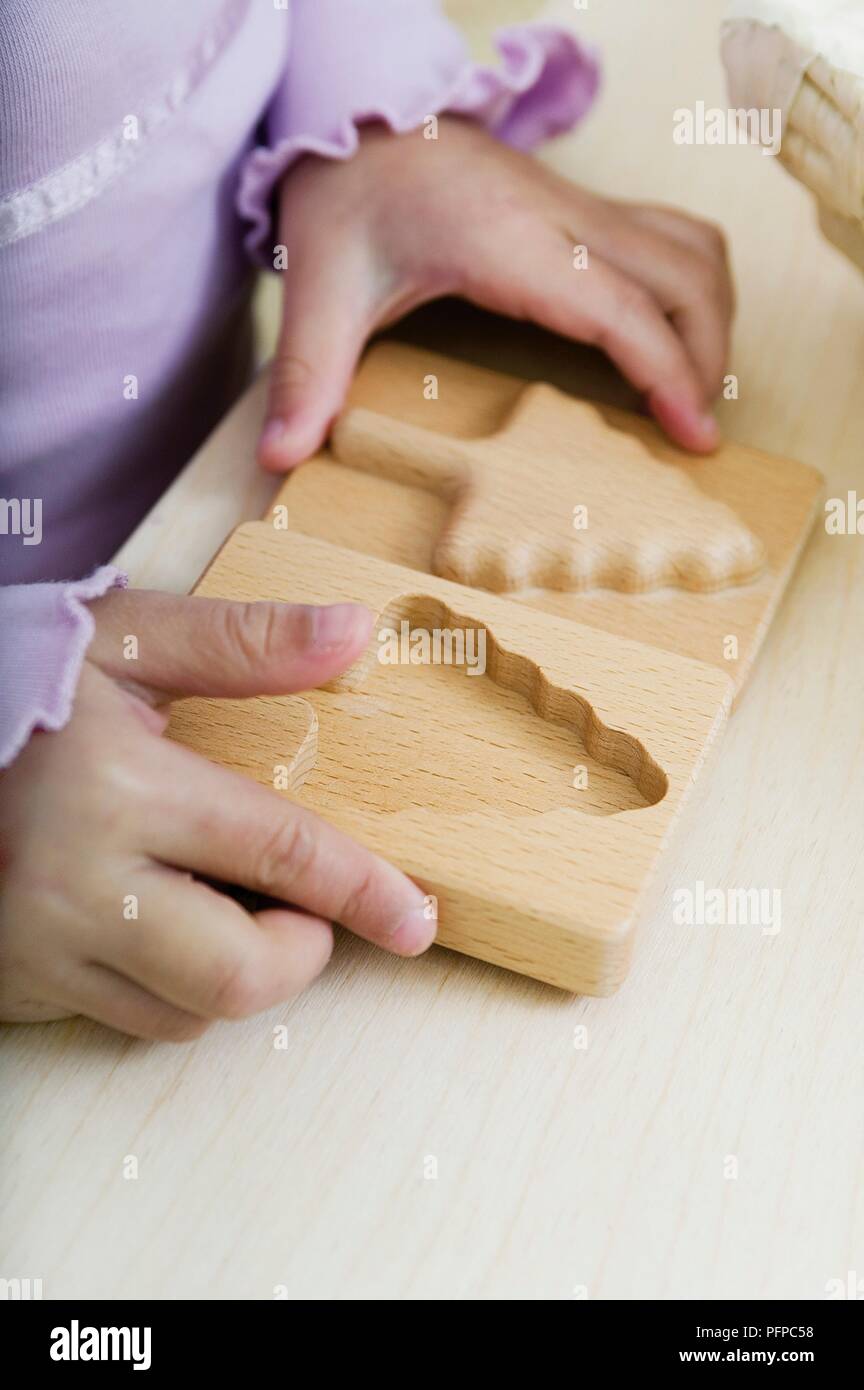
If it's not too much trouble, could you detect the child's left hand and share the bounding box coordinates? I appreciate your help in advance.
[258,115,733,472]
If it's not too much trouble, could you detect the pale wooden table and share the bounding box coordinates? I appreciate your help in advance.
[3,0,863,1300]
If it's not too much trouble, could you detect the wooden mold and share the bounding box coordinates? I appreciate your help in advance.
[169,344,823,993]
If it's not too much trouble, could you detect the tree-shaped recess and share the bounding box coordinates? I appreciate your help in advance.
[300,595,668,820]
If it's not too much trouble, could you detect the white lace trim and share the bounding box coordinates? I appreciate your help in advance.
[0,0,251,249]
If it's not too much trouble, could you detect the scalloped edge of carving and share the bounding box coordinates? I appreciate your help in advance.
[324,593,669,811]
[430,514,767,597]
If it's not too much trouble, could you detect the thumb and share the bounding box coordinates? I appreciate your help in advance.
[87,589,374,699]
[257,241,377,473]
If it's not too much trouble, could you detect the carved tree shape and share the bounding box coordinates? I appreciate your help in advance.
[330,383,765,594]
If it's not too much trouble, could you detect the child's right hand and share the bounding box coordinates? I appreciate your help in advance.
[0,590,436,1040]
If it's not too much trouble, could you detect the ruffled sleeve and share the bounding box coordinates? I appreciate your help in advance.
[0,567,127,768]
[237,0,600,262]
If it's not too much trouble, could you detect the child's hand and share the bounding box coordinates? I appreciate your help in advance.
[0,591,435,1040]
[258,116,733,471]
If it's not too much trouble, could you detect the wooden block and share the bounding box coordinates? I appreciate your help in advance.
[169,343,821,992]
[170,528,733,993]
[270,343,823,693]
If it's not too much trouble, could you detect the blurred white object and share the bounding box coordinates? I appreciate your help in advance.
[722,0,864,269]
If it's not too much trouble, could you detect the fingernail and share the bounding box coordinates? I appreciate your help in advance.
[259,418,287,452]
[389,905,438,957]
[651,391,721,452]
[698,409,721,446]
[308,603,370,650]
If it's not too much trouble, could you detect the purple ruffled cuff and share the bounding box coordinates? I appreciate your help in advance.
[238,20,600,264]
[0,566,127,768]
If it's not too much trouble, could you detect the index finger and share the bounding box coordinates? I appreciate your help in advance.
[555,253,721,453]
[465,236,719,452]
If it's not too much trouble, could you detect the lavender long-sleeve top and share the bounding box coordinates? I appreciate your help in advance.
[0,0,598,767]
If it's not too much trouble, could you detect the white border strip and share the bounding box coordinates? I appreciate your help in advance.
[0,0,251,249]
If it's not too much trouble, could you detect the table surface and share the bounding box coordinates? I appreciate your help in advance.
[3,0,863,1300]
